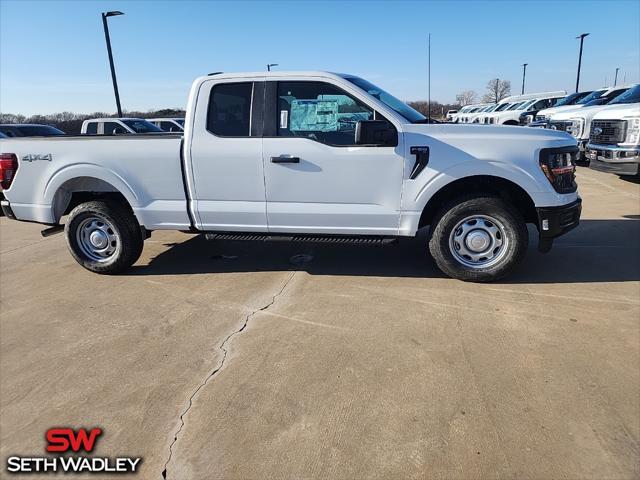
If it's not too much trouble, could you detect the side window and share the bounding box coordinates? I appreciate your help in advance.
[277,81,374,146]
[85,122,97,134]
[103,122,123,135]
[207,82,253,137]
[160,121,174,131]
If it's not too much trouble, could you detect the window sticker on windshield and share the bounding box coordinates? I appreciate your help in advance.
[280,110,288,129]
[290,99,338,132]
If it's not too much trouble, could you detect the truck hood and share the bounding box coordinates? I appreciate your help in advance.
[591,103,640,119]
[538,104,586,117]
[550,104,622,121]
[403,123,576,161]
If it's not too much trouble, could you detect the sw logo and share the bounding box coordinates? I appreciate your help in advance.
[5,426,142,475]
[46,427,102,453]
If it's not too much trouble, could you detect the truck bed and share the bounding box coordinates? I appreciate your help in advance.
[0,134,191,229]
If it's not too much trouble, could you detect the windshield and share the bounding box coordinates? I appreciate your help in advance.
[517,100,536,110]
[121,119,164,133]
[495,103,511,112]
[506,102,523,111]
[577,90,606,104]
[607,85,640,105]
[175,119,185,126]
[343,76,426,123]
[555,92,582,106]
[15,125,64,136]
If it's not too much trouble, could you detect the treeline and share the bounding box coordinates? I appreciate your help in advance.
[0,109,186,134]
[407,101,459,118]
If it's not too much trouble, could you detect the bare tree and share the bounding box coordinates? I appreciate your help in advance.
[482,79,511,103]
[455,90,478,106]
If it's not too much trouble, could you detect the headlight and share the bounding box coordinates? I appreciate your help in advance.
[568,118,584,138]
[539,147,578,194]
[624,117,640,144]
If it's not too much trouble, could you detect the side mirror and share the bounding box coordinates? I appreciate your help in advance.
[355,120,398,147]
[112,127,127,135]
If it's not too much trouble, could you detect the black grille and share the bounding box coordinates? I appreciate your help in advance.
[590,120,627,145]
[549,121,571,132]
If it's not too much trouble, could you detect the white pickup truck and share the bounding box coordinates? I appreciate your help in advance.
[0,71,582,282]
[586,87,640,176]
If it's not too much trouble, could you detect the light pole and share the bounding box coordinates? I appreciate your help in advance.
[267,63,278,71]
[521,63,528,94]
[102,11,124,117]
[575,33,589,93]
[614,67,620,86]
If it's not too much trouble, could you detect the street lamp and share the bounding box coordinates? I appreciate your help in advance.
[614,67,620,86]
[102,11,124,117]
[521,63,528,94]
[267,63,278,71]
[575,33,589,93]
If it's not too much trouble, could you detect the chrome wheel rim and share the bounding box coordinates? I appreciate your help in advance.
[76,216,119,262]
[448,215,509,269]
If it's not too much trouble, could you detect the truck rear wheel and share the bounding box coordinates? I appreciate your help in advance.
[65,200,144,274]
[428,195,528,282]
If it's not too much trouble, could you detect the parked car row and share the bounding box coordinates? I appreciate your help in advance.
[535,84,640,176]
[0,118,185,138]
[448,84,639,177]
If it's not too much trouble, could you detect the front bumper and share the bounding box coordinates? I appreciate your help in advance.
[536,198,582,252]
[586,144,640,176]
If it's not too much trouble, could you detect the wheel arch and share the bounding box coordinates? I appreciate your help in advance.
[49,175,137,224]
[418,175,538,229]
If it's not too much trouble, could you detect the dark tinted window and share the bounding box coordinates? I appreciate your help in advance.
[159,121,175,131]
[85,122,98,134]
[207,82,253,136]
[121,119,163,133]
[608,85,640,105]
[103,122,125,135]
[10,125,64,136]
[277,81,375,146]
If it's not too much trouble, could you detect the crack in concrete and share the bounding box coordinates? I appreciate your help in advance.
[161,270,297,479]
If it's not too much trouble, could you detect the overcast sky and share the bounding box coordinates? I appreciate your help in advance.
[1,0,639,115]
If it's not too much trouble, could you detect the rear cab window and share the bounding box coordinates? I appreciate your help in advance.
[207,82,253,137]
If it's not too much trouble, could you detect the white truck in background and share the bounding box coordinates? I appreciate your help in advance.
[586,89,640,176]
[547,84,639,162]
[485,91,567,125]
[148,118,185,132]
[0,71,582,282]
[535,86,629,125]
[81,118,164,135]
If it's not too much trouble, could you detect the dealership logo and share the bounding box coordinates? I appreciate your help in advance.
[592,127,603,135]
[5,427,142,474]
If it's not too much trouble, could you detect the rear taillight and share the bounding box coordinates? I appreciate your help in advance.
[539,147,577,194]
[0,153,18,190]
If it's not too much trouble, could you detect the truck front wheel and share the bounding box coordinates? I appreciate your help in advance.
[65,200,144,274]
[428,196,528,282]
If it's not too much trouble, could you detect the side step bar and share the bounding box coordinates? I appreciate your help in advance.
[205,232,397,245]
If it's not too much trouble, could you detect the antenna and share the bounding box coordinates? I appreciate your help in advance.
[427,33,431,123]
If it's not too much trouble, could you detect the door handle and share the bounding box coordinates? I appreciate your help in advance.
[271,155,300,164]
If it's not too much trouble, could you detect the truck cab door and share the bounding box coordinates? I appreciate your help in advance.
[262,80,404,235]
[188,78,268,231]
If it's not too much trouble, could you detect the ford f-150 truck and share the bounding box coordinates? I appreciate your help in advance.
[0,71,582,282]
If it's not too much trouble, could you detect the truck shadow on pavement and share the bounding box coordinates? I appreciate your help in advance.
[126,219,640,284]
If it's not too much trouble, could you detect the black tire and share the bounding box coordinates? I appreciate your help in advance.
[65,200,144,274]
[428,195,528,282]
